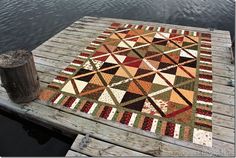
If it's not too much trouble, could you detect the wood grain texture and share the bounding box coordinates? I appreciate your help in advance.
[71,135,151,156]
[0,50,40,103]
[66,150,87,157]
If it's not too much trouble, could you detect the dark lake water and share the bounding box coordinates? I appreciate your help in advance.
[0,111,74,156]
[0,0,235,156]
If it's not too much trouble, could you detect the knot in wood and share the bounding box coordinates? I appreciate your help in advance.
[79,134,91,150]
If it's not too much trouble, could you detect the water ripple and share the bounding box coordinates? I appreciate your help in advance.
[0,0,234,52]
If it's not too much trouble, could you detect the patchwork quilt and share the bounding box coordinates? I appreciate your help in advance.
[39,22,213,147]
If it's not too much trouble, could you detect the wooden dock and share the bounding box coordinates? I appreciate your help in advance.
[0,16,234,156]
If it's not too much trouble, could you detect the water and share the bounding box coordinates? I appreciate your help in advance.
[0,0,234,53]
[0,0,234,156]
[0,111,74,156]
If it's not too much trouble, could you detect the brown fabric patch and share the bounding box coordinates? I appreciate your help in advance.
[38,89,56,101]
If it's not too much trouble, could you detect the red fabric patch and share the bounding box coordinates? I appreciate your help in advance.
[201,33,211,38]
[165,122,175,137]
[103,31,111,34]
[199,74,212,80]
[195,122,212,129]
[201,44,211,48]
[92,41,102,44]
[173,36,184,42]
[201,39,211,42]
[198,84,212,90]
[64,67,76,72]
[86,46,96,50]
[111,23,121,27]
[199,65,212,71]
[81,101,93,113]
[80,52,90,57]
[55,76,67,81]
[197,95,212,102]
[92,51,107,57]
[50,93,61,103]
[48,85,59,90]
[160,27,165,32]
[200,50,211,55]
[124,60,142,68]
[123,56,139,63]
[98,35,106,39]
[200,57,212,62]
[196,108,212,116]
[63,97,76,108]
[100,106,113,119]
[165,106,192,118]
[127,24,132,28]
[73,59,83,64]
[120,111,132,125]
[142,117,154,131]
[94,55,109,62]
[184,31,189,35]
[172,29,177,33]
[137,25,143,29]
[149,26,154,31]
[169,33,179,39]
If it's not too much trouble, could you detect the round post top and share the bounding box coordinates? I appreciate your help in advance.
[0,50,32,68]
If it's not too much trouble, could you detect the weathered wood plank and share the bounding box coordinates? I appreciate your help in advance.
[213,76,232,86]
[50,36,96,46]
[213,93,234,106]
[212,50,233,59]
[212,46,232,52]
[213,62,234,71]
[213,113,234,129]
[211,35,232,45]
[213,102,234,117]
[35,45,82,57]
[212,56,233,64]
[213,126,234,144]
[34,56,69,69]
[42,40,90,52]
[71,135,151,156]
[35,63,61,76]
[33,50,75,62]
[213,84,234,95]
[66,150,87,157]
[60,29,103,39]
[213,68,234,78]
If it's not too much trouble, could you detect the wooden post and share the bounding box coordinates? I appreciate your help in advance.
[0,50,40,103]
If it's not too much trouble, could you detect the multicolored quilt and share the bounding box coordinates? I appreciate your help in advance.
[39,22,213,147]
